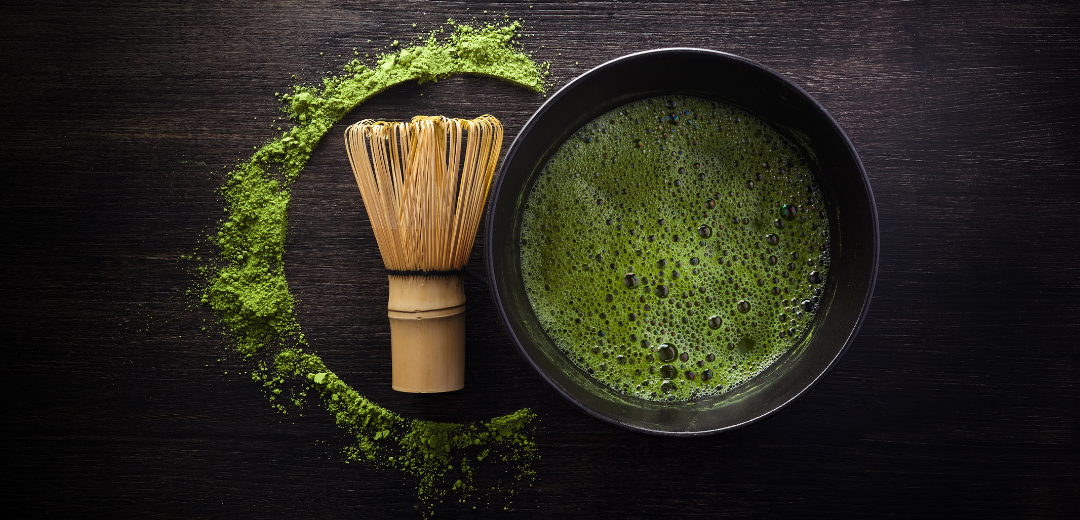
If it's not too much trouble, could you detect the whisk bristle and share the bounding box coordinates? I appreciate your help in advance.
[345,115,503,272]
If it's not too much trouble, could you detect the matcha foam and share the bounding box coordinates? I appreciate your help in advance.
[520,95,830,401]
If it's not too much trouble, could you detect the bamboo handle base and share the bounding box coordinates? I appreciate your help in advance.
[387,274,466,393]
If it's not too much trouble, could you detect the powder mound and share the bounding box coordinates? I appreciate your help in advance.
[199,19,547,517]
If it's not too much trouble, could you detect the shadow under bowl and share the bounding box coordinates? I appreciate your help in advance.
[485,48,878,435]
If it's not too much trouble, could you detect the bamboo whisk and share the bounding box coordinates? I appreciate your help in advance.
[345,115,503,393]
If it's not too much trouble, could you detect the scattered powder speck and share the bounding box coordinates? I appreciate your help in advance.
[197,20,546,515]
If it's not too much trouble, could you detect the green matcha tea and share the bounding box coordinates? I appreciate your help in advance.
[519,95,830,401]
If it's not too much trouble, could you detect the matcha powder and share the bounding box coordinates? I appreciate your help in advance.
[198,20,546,515]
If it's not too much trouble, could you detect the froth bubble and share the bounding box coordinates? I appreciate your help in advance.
[708,315,723,329]
[657,344,677,363]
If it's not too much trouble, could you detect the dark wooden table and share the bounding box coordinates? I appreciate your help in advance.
[2,1,1078,517]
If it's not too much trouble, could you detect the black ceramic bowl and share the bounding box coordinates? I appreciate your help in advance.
[485,48,878,435]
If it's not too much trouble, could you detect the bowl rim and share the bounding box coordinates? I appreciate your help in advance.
[485,47,879,435]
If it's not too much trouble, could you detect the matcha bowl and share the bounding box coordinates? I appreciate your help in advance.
[485,48,878,435]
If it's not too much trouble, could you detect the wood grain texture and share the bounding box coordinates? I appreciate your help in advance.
[1,0,1078,517]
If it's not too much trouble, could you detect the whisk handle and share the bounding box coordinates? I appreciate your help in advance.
[386,274,467,393]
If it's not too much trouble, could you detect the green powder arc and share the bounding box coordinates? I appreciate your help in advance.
[200,21,547,515]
